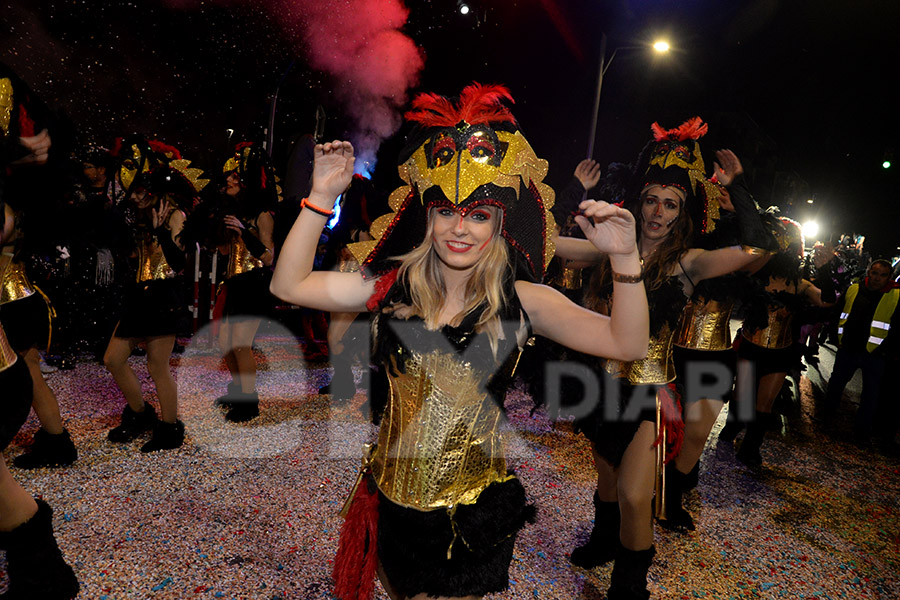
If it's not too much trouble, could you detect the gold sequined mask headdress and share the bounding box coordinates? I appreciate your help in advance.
[349,83,556,282]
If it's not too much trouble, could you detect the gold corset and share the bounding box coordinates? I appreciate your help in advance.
[557,265,582,290]
[371,348,512,511]
[674,298,734,351]
[0,258,36,305]
[0,323,17,372]
[743,306,793,349]
[136,236,175,282]
[226,235,263,278]
[604,324,676,385]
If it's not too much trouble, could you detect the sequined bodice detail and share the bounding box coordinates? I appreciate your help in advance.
[370,302,527,510]
[674,298,734,351]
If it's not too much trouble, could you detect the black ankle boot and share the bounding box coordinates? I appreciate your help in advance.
[682,461,700,491]
[658,463,695,532]
[108,404,158,443]
[12,428,78,469]
[225,392,260,423]
[140,419,185,453]
[736,411,770,467]
[607,545,655,600]
[214,380,242,410]
[719,415,745,442]
[570,493,620,569]
[0,499,80,599]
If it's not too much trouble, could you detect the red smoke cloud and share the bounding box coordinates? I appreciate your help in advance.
[167,0,424,172]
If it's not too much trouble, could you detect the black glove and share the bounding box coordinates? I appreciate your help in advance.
[154,226,186,273]
[241,227,269,259]
[727,174,777,253]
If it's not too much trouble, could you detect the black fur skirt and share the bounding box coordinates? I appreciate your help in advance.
[114,278,188,339]
[0,293,52,352]
[377,474,535,598]
[574,374,659,468]
[673,346,736,405]
[222,268,275,320]
[736,337,799,376]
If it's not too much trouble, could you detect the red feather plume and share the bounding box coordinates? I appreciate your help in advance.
[147,140,182,160]
[650,116,708,142]
[405,83,516,128]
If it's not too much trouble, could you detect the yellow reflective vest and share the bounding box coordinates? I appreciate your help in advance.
[838,283,900,353]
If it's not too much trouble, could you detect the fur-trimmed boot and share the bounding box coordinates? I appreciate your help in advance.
[225,392,260,423]
[214,380,242,410]
[718,414,745,443]
[682,461,700,491]
[736,411,771,467]
[607,545,656,600]
[140,419,185,453]
[107,404,158,443]
[569,492,620,569]
[658,463,695,532]
[0,499,79,599]
[12,428,78,469]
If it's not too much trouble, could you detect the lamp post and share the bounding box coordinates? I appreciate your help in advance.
[585,33,670,160]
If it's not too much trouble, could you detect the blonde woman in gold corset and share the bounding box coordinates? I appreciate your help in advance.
[103,169,189,452]
[554,120,774,598]
[272,85,649,600]
[212,149,276,423]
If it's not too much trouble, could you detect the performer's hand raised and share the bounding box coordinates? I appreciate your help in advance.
[311,140,355,201]
[575,200,638,257]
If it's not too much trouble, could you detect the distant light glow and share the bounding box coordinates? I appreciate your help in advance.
[883,160,892,169]
[802,220,819,239]
[807,198,814,204]
[459,2,470,15]
[653,40,670,53]
[327,194,342,229]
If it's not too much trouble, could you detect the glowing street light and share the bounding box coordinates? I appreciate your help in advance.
[458,1,470,15]
[802,220,819,240]
[586,35,673,160]
[883,160,892,169]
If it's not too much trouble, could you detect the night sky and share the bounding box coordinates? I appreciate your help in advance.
[3,0,899,257]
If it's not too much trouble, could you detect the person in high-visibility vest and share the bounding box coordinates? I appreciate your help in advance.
[823,259,899,442]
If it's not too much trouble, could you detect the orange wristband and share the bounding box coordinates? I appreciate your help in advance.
[301,197,334,217]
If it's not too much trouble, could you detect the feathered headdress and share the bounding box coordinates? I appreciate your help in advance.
[348,83,556,282]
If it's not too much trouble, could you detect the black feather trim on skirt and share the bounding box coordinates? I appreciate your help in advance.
[377,474,536,598]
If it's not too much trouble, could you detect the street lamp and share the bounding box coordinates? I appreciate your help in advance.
[585,34,671,160]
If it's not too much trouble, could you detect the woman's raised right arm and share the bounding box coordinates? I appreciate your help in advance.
[270,140,377,313]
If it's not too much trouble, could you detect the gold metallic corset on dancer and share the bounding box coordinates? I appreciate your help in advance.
[136,235,176,282]
[556,264,582,291]
[604,324,676,385]
[742,305,792,349]
[674,298,735,351]
[225,231,264,279]
[371,347,513,511]
[0,255,36,305]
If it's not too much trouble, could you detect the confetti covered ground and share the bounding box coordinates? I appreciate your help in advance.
[2,326,899,600]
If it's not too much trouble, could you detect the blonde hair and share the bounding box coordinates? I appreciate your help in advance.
[393,208,511,359]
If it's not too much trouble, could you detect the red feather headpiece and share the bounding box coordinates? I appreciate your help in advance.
[650,116,708,142]
[404,83,516,128]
